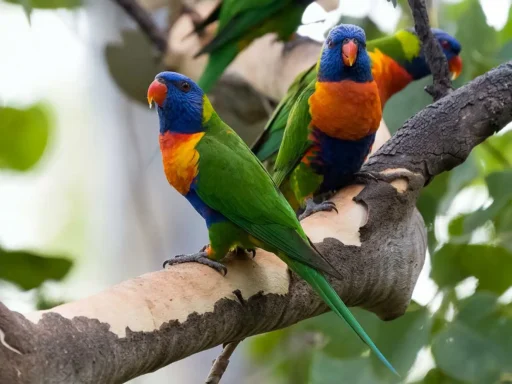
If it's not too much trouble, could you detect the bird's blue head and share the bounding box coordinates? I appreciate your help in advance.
[318,24,372,83]
[402,28,463,80]
[147,71,213,134]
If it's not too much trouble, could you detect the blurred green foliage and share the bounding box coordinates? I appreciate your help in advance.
[0,247,72,290]
[0,104,50,171]
[0,103,72,294]
[3,0,81,22]
[248,0,512,383]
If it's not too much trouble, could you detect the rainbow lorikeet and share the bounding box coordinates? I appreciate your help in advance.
[252,28,463,164]
[147,71,398,375]
[194,0,314,93]
[272,24,383,219]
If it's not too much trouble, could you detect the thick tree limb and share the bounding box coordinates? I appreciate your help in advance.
[1,62,511,383]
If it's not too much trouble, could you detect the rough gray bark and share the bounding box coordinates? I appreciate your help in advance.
[1,62,511,383]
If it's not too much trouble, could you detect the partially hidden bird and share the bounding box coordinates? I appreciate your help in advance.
[147,71,398,376]
[252,27,463,165]
[194,0,314,93]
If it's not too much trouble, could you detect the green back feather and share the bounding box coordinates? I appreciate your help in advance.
[195,112,340,278]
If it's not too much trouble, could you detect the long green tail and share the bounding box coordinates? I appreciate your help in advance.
[198,44,239,93]
[290,261,399,376]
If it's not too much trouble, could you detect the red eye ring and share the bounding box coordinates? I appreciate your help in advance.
[440,40,450,49]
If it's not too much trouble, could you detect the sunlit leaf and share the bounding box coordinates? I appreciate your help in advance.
[0,246,72,290]
[431,244,512,294]
[410,368,466,384]
[370,305,431,377]
[432,292,512,383]
[0,104,51,171]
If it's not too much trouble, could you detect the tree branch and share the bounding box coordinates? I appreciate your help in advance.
[408,0,452,100]
[1,62,511,383]
[112,0,168,53]
[205,340,241,384]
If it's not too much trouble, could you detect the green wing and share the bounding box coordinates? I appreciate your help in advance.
[252,64,317,162]
[272,83,315,187]
[196,0,287,56]
[195,113,341,278]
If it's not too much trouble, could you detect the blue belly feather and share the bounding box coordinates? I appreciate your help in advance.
[310,128,375,194]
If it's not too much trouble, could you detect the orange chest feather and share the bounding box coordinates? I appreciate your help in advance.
[369,50,413,106]
[159,132,204,195]
[309,80,382,141]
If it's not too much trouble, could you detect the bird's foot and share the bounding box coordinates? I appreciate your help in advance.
[233,247,256,258]
[163,249,227,276]
[299,198,338,221]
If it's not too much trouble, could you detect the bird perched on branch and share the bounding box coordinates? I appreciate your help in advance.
[252,28,463,165]
[193,0,314,93]
[147,71,398,376]
[271,24,382,218]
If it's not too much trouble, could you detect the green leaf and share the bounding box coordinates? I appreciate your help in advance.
[300,310,378,359]
[0,104,51,171]
[431,292,512,383]
[4,0,81,10]
[431,244,512,294]
[410,368,465,384]
[418,154,478,251]
[370,305,431,377]
[450,0,499,83]
[0,246,72,290]
[498,4,512,45]
[310,353,381,384]
[105,30,164,105]
[383,78,433,135]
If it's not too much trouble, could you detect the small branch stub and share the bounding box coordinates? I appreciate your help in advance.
[205,341,242,384]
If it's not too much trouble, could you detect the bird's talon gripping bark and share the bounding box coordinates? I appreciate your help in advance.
[299,199,338,221]
[163,251,227,275]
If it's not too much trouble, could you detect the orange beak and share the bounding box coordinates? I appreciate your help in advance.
[147,79,168,108]
[448,55,463,80]
[342,39,358,67]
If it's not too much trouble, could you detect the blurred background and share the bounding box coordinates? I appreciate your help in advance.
[1,0,512,383]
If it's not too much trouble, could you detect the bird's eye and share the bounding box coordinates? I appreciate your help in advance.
[343,38,350,45]
[326,38,335,48]
[179,81,191,92]
[440,40,450,49]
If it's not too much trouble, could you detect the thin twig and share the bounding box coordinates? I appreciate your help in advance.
[112,0,168,53]
[408,0,452,101]
[205,340,242,384]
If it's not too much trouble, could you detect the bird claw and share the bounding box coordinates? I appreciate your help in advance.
[163,251,227,276]
[299,198,338,221]
[233,247,257,258]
